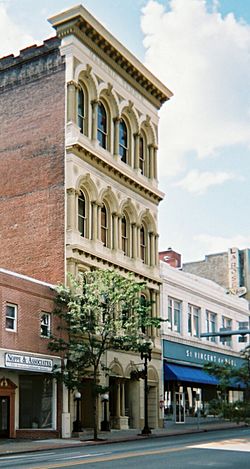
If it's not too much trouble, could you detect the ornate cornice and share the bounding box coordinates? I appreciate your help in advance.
[48,6,173,109]
[66,143,164,204]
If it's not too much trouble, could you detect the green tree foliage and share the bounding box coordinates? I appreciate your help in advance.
[49,269,161,439]
[204,345,250,422]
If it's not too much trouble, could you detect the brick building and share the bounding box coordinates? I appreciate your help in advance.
[0,5,172,436]
[0,269,61,438]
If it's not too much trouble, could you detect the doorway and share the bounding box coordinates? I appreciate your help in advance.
[0,397,10,438]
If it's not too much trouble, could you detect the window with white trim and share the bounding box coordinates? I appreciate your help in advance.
[6,303,17,331]
[41,313,51,338]
[221,316,232,346]
[206,310,217,342]
[168,298,181,333]
[188,304,200,337]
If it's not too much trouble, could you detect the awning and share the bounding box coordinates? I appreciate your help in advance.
[164,363,219,386]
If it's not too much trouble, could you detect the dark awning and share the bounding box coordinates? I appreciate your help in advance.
[164,363,219,385]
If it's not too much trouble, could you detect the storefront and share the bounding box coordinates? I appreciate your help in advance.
[163,340,244,423]
[0,350,61,438]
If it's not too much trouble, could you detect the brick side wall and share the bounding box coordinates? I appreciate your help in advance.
[0,39,65,284]
[183,252,229,288]
[0,271,62,355]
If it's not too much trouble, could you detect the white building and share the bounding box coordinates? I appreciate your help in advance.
[160,258,250,422]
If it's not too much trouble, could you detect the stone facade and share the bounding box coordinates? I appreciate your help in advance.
[0,5,173,435]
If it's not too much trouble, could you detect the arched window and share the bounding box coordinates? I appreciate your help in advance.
[97,102,107,149]
[140,294,147,333]
[78,191,87,237]
[121,215,128,256]
[77,88,85,133]
[140,225,146,263]
[101,204,108,246]
[139,136,145,175]
[119,119,128,163]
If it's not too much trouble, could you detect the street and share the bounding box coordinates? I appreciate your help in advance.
[0,428,250,468]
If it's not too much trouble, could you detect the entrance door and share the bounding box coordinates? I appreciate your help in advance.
[0,397,10,438]
[175,392,185,423]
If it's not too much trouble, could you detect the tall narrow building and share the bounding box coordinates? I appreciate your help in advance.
[0,5,172,433]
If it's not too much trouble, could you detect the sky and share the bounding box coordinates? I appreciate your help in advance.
[1,0,250,263]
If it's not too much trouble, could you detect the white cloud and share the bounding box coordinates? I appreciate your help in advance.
[141,0,250,176]
[174,169,238,194]
[0,4,36,58]
[193,234,250,257]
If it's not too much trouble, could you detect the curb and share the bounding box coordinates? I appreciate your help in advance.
[0,424,247,457]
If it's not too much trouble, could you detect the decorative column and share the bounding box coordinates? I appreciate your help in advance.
[67,81,77,124]
[131,223,137,259]
[91,99,98,142]
[112,213,118,250]
[67,188,76,231]
[116,381,121,417]
[121,382,125,417]
[92,201,98,241]
[137,224,141,260]
[149,232,156,266]
[155,234,159,266]
[114,117,121,158]
[154,145,158,181]
[151,290,157,338]
[134,132,140,171]
[148,144,154,180]
[156,292,160,337]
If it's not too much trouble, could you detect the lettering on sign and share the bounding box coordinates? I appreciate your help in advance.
[5,353,53,372]
[185,349,237,367]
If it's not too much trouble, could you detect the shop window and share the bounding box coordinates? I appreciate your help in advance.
[188,304,200,337]
[41,313,51,338]
[139,136,145,174]
[97,102,107,149]
[221,316,232,346]
[206,311,217,342]
[119,119,128,163]
[77,87,85,133]
[101,204,108,247]
[19,375,53,429]
[121,215,129,256]
[140,226,146,263]
[78,191,87,237]
[5,303,17,332]
[168,298,181,333]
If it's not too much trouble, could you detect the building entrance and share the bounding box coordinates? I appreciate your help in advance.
[0,396,10,438]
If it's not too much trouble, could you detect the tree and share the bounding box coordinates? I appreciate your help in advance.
[49,269,161,440]
[204,347,250,422]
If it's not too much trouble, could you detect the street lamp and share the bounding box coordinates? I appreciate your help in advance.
[101,393,110,431]
[140,340,153,435]
[73,391,82,433]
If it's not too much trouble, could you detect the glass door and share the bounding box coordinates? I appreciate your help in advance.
[175,392,185,423]
[0,397,10,438]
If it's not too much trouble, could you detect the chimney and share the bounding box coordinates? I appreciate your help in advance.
[159,248,181,268]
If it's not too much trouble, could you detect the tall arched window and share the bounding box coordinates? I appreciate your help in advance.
[97,102,107,149]
[140,225,146,263]
[78,191,87,237]
[140,294,147,333]
[121,215,128,255]
[119,119,128,163]
[139,136,145,175]
[77,88,85,133]
[101,204,108,246]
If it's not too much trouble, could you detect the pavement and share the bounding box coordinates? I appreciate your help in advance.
[0,418,247,456]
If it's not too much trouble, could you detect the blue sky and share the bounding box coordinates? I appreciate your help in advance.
[1,0,250,262]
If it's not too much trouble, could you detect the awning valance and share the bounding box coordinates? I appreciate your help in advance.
[164,363,219,386]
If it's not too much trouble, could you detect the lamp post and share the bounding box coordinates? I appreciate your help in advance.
[140,341,153,435]
[73,391,82,433]
[101,393,110,431]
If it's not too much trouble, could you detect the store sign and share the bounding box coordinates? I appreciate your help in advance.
[163,340,244,368]
[5,353,53,372]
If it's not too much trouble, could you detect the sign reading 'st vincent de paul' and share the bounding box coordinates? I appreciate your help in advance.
[5,352,53,373]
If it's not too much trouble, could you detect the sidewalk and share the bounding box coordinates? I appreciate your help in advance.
[0,418,247,456]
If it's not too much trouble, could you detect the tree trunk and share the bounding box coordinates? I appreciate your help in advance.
[93,369,98,440]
